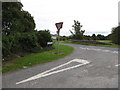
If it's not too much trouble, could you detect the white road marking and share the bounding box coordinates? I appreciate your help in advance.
[79,47,118,54]
[16,59,90,85]
[115,64,120,67]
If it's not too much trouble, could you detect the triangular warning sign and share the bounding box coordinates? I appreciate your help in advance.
[55,22,63,31]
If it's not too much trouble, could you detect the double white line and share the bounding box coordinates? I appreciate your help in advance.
[16,59,90,85]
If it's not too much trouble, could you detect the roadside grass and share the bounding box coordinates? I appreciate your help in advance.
[60,40,120,48]
[2,44,74,73]
[60,41,73,44]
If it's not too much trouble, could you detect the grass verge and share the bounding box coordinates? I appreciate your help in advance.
[60,40,120,48]
[3,44,74,73]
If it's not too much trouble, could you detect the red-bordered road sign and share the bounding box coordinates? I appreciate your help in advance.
[55,22,63,33]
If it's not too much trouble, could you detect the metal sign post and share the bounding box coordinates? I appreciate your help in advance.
[57,31,60,54]
[55,22,63,54]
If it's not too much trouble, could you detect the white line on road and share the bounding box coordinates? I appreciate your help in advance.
[16,59,90,85]
[79,47,118,54]
[115,64,120,67]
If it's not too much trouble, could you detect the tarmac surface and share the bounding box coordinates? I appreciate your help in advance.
[2,43,119,88]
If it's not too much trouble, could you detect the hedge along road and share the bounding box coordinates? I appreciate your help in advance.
[3,43,118,88]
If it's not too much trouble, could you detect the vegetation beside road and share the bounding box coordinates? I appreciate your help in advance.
[2,2,53,62]
[60,40,120,48]
[67,20,120,46]
[58,20,120,48]
[2,2,119,74]
[3,44,74,73]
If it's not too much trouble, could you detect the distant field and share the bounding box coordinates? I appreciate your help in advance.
[97,40,112,43]
[60,40,120,48]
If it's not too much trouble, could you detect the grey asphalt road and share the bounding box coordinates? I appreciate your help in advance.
[2,44,119,88]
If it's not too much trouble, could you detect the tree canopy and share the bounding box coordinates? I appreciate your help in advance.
[70,20,85,40]
[111,26,120,45]
[2,2,52,60]
[2,2,35,35]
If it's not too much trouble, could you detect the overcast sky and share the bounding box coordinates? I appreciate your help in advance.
[21,0,119,36]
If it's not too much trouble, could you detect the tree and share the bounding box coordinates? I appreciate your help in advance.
[106,34,112,40]
[2,2,35,35]
[97,34,106,40]
[111,26,120,44]
[2,2,36,58]
[2,2,53,60]
[70,20,85,40]
[59,36,68,41]
[84,35,92,40]
[91,34,96,40]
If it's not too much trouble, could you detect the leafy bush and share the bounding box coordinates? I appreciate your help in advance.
[2,34,11,57]
[12,32,38,53]
[36,30,52,47]
[2,32,40,58]
[2,30,53,61]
